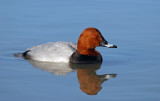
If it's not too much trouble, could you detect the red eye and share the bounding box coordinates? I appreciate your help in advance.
[93,34,97,37]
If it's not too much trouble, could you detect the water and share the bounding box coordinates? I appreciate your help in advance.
[0,0,160,101]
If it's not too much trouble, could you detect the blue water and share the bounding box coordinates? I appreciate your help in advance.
[0,0,160,101]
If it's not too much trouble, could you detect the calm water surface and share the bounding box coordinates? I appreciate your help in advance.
[0,0,160,101]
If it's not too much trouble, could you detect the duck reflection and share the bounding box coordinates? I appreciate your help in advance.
[28,60,74,75]
[27,60,117,95]
[70,62,117,95]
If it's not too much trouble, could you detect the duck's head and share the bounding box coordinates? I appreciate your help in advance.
[77,28,117,55]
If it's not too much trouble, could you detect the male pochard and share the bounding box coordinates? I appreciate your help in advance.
[20,28,117,63]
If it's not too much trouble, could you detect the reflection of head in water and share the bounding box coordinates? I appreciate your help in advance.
[70,62,117,95]
[78,68,102,95]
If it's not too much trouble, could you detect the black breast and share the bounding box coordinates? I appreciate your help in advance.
[70,51,102,64]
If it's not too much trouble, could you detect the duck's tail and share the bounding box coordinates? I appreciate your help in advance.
[13,50,30,58]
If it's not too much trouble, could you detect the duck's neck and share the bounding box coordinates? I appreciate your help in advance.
[77,48,100,56]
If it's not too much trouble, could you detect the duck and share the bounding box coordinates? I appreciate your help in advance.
[17,28,117,63]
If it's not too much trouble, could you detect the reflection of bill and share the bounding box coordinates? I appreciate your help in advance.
[70,62,117,95]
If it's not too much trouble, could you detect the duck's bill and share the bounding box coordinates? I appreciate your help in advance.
[99,36,117,48]
[104,43,117,48]
[99,42,117,48]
